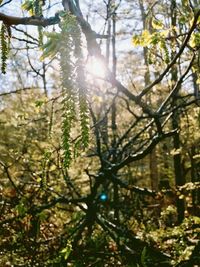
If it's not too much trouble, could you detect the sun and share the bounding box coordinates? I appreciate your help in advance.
[85,57,106,79]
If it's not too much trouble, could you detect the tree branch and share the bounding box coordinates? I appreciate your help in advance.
[138,9,200,99]
[111,130,177,172]
[0,12,59,27]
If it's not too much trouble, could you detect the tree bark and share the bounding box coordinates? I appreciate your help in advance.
[171,0,185,224]
[139,0,159,191]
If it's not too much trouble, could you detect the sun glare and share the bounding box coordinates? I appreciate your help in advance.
[85,57,106,79]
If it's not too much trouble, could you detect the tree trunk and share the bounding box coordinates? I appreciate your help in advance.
[171,0,185,224]
[139,0,159,191]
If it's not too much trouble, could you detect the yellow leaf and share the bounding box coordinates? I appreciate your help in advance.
[152,18,164,30]
[50,165,57,171]
[36,177,42,183]
[142,30,151,44]
[160,29,169,38]
[132,35,141,46]
[193,154,200,159]
[132,30,151,47]
[170,148,182,155]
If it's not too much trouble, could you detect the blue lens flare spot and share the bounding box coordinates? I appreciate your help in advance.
[99,193,108,201]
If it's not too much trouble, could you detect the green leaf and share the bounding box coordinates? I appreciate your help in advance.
[21,0,34,14]
[16,202,27,216]
[60,241,72,260]
[35,100,44,107]
[132,30,151,47]
[40,42,58,60]
[150,32,161,45]
[40,32,60,60]
[190,32,200,48]
[141,247,148,267]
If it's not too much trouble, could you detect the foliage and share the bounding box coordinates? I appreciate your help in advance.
[145,216,200,265]
[0,23,10,74]
[0,0,200,266]
[42,12,89,168]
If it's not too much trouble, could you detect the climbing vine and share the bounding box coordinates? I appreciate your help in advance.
[0,5,90,167]
[42,12,90,167]
[0,23,10,74]
[0,1,90,168]
[60,13,89,167]
[34,0,43,45]
[22,0,43,16]
[7,4,90,167]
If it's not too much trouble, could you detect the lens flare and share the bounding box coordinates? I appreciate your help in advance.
[86,57,106,78]
[99,193,108,201]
